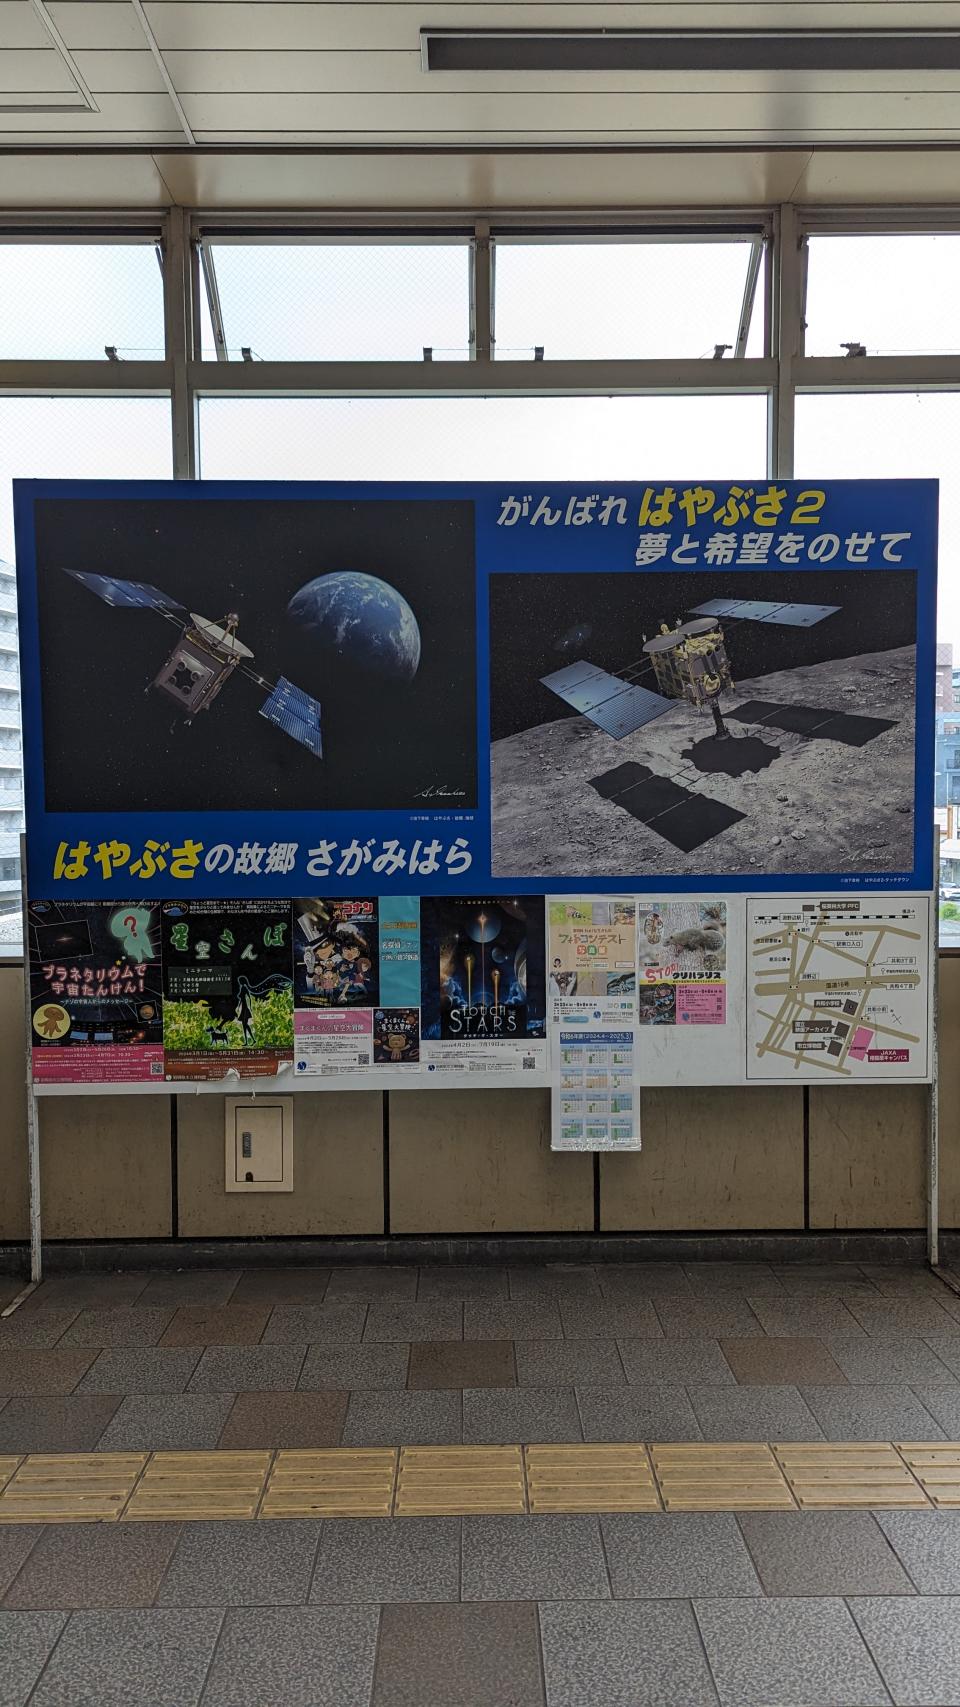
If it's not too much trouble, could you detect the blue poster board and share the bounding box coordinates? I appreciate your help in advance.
[13,477,937,899]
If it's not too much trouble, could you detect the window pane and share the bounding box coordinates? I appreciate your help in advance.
[201,243,471,361]
[0,243,164,361]
[199,393,768,480]
[804,234,960,356]
[796,390,955,940]
[494,239,763,360]
[1,396,172,955]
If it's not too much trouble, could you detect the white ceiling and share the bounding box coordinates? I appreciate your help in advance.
[3,1,960,208]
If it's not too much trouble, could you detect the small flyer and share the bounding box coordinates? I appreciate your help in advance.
[636,900,727,1026]
[28,899,164,1083]
[162,900,294,1080]
[551,1029,640,1151]
[420,895,547,1074]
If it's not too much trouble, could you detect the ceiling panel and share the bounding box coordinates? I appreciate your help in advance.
[0,48,78,93]
[72,50,166,93]
[0,3,51,49]
[46,2,151,50]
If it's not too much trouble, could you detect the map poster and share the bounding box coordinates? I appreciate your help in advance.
[637,901,728,1026]
[746,895,931,1080]
[547,898,636,1025]
[420,896,547,1073]
[551,1029,640,1152]
[162,900,294,1080]
[28,899,163,1083]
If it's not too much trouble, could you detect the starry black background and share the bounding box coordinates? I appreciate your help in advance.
[489,568,917,741]
[34,496,477,812]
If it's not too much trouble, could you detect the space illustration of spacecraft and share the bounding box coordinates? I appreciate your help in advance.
[539,598,843,745]
[63,571,323,759]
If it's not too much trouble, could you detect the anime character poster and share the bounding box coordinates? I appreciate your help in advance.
[292,897,378,1075]
[420,896,547,1073]
[27,899,163,1083]
[161,899,294,1079]
[373,1007,420,1067]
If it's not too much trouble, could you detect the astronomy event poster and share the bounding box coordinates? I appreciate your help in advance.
[14,478,936,902]
[636,901,728,1027]
[420,896,548,1073]
[27,899,163,1083]
[161,899,294,1080]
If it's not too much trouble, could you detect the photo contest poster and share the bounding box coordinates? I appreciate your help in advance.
[27,900,163,1083]
[161,899,294,1080]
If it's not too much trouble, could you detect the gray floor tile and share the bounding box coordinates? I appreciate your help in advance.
[312,1516,461,1603]
[683,1261,784,1292]
[408,1341,515,1390]
[0,1397,121,1454]
[262,1303,367,1344]
[859,1265,948,1295]
[601,1512,761,1598]
[0,1529,42,1600]
[0,1610,67,1707]
[772,1264,877,1288]
[373,1602,544,1707]
[0,1350,95,1396]
[76,1347,201,1395]
[739,1510,914,1595]
[417,1266,508,1301]
[3,1524,181,1610]
[560,1300,662,1340]
[577,1384,701,1442]
[690,1384,822,1442]
[921,1334,960,1378]
[299,1342,409,1390]
[619,1338,735,1387]
[157,1519,321,1606]
[597,1263,691,1299]
[229,1268,331,1306]
[0,1311,77,1350]
[324,1266,419,1301]
[96,1394,234,1452]
[202,1606,379,1707]
[848,1297,960,1336]
[653,1294,765,1338]
[158,1306,270,1347]
[850,1596,960,1706]
[217,1390,346,1449]
[463,1387,582,1445]
[60,1309,174,1349]
[878,1511,960,1592]
[27,1608,222,1707]
[721,1336,848,1385]
[695,1597,888,1707]
[365,1302,463,1342]
[508,1265,602,1301]
[540,1599,717,1707]
[515,1340,624,1387]
[825,1334,955,1385]
[462,1513,609,1601]
[187,1344,307,1392]
[137,1271,241,1308]
[464,1302,562,1340]
[801,1384,946,1441]
[23,1275,149,1311]
[910,1384,960,1433]
[343,1390,461,1446]
[747,1296,866,1336]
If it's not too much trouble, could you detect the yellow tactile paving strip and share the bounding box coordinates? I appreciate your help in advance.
[0,1444,958,1522]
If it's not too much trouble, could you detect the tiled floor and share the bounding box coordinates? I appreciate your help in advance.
[3,1257,960,1703]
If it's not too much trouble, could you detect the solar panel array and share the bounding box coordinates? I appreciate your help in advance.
[65,572,185,615]
[258,675,323,759]
[689,599,840,627]
[540,660,672,740]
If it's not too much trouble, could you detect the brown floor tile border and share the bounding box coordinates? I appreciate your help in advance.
[0,1441,956,1522]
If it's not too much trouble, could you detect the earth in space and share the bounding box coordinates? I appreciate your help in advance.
[284,570,422,698]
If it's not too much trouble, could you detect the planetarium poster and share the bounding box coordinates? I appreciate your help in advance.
[14,478,936,903]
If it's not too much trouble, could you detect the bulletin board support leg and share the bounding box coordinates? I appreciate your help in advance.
[20,833,42,1288]
[928,827,941,1274]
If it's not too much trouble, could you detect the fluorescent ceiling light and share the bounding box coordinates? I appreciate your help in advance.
[421,29,960,72]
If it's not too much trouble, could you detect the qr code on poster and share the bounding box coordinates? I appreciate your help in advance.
[357,1053,370,1066]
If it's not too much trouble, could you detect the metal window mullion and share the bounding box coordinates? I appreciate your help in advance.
[187,356,776,398]
[163,207,197,479]
[470,219,493,361]
[768,204,803,480]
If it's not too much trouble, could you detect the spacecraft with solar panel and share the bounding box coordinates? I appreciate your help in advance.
[62,571,323,758]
